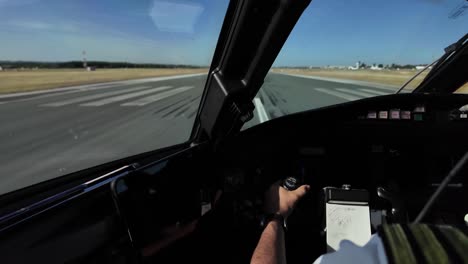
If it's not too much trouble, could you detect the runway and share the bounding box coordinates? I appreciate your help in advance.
[0,72,394,195]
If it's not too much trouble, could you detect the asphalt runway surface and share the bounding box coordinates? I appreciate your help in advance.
[0,73,396,195]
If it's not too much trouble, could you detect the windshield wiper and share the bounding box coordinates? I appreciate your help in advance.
[396,33,468,94]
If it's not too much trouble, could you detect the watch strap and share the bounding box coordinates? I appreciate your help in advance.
[260,213,287,231]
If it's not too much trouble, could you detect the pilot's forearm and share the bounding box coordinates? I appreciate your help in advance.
[251,220,286,264]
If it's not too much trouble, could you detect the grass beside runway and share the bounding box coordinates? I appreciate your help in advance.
[0,68,208,94]
[273,69,468,93]
[456,82,468,93]
[272,68,428,91]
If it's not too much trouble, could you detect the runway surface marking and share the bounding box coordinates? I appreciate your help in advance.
[80,86,175,106]
[314,88,361,101]
[253,97,270,123]
[41,85,155,107]
[122,86,194,106]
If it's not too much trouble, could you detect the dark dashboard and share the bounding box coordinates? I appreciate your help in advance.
[219,93,468,214]
[51,93,468,264]
[222,96,466,206]
[209,93,468,262]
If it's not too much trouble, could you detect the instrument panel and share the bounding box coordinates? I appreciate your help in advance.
[220,93,468,228]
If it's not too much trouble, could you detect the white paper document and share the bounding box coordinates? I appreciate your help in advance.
[326,203,371,251]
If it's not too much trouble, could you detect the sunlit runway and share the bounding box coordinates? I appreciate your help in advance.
[0,73,395,194]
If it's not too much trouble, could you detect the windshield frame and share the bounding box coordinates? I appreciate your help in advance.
[190,0,312,143]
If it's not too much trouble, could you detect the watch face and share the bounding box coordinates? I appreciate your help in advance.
[260,214,272,228]
[260,216,267,227]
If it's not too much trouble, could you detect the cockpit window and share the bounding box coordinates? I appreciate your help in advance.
[455,82,468,94]
[244,0,468,129]
[0,0,229,195]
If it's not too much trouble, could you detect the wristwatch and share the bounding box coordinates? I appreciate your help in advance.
[260,213,287,231]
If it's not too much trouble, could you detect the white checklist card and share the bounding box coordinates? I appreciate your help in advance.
[326,203,371,251]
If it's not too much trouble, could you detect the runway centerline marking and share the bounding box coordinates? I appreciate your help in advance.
[253,97,270,123]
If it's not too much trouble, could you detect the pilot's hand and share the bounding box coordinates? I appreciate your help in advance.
[264,181,310,219]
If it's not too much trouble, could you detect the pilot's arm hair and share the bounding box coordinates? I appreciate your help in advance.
[251,182,310,264]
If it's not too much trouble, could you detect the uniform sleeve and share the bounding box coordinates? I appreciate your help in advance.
[313,235,388,264]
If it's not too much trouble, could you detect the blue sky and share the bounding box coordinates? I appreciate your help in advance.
[0,0,466,66]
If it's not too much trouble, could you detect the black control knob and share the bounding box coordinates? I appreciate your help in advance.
[283,177,300,191]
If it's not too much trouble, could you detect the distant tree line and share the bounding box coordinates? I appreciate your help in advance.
[0,61,204,69]
[388,63,422,69]
[273,63,427,70]
[358,63,424,69]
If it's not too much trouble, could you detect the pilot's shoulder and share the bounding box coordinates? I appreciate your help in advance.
[314,224,468,264]
[314,235,387,264]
